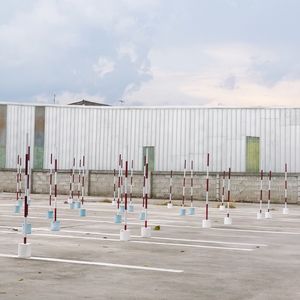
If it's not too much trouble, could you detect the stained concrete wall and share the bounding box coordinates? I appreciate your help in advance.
[0,169,299,204]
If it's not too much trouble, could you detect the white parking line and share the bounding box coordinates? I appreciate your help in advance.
[212,227,300,235]
[0,253,183,273]
[3,213,300,233]
[31,228,267,247]
[0,230,255,251]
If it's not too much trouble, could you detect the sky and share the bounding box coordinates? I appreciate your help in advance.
[0,0,300,106]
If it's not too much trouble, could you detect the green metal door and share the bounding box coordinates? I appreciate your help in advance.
[246,137,260,172]
[142,146,155,172]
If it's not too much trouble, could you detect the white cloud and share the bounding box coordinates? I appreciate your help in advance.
[126,43,300,107]
[118,43,137,63]
[1,1,300,106]
[93,57,115,78]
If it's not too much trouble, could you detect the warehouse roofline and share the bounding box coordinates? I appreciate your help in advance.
[0,101,300,109]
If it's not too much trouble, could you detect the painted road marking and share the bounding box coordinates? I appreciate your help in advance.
[0,230,254,251]
[0,253,183,273]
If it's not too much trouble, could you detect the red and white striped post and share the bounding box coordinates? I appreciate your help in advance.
[18,157,23,204]
[49,154,53,207]
[114,155,122,223]
[16,155,19,202]
[190,160,194,206]
[67,157,73,204]
[124,161,128,229]
[69,157,75,208]
[265,171,272,218]
[202,153,211,228]
[81,156,85,207]
[257,169,263,219]
[128,159,134,211]
[112,168,117,206]
[179,159,187,216]
[224,168,232,225]
[47,154,54,218]
[79,155,87,216]
[15,155,21,212]
[188,160,195,215]
[283,163,289,214]
[219,171,226,211]
[50,158,60,231]
[141,150,151,237]
[120,160,131,241]
[75,158,81,208]
[139,155,147,220]
[54,159,58,222]
[117,154,122,210]
[142,155,146,208]
[120,157,125,210]
[167,170,173,208]
[18,138,31,258]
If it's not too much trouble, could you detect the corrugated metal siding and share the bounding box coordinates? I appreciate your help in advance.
[6,105,35,168]
[4,104,300,172]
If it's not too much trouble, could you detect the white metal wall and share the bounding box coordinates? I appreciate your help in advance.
[4,104,300,172]
[6,104,35,168]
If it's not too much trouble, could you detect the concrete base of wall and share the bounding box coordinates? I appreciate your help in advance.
[0,169,299,204]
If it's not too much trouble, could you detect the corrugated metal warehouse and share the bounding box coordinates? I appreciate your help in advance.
[0,102,300,173]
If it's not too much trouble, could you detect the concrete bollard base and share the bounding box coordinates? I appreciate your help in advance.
[179,207,186,216]
[257,212,263,219]
[79,208,86,217]
[22,223,32,235]
[283,207,289,215]
[188,207,195,215]
[14,205,21,214]
[224,216,232,225]
[202,219,211,228]
[74,201,81,209]
[51,221,61,231]
[265,211,272,219]
[167,203,173,208]
[18,243,31,258]
[47,210,53,219]
[141,226,151,238]
[120,229,131,241]
[119,205,125,213]
[139,211,146,220]
[114,214,122,224]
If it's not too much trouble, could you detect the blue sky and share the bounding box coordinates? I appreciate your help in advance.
[0,0,299,106]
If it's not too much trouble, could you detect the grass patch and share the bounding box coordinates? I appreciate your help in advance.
[158,201,169,206]
[102,199,112,203]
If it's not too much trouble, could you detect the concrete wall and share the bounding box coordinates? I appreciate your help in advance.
[0,169,299,204]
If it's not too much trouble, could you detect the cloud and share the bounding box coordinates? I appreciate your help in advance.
[126,43,300,107]
[93,57,115,78]
[1,0,300,106]
[0,0,158,104]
